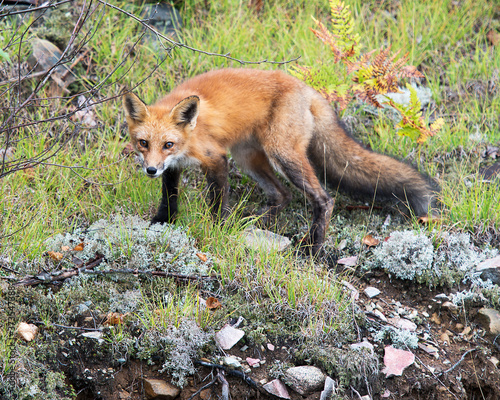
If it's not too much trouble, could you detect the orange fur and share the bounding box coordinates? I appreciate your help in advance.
[123,68,436,255]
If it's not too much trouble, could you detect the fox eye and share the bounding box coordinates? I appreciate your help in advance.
[139,139,148,148]
[164,142,174,149]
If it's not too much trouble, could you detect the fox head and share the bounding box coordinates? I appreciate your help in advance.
[122,91,200,178]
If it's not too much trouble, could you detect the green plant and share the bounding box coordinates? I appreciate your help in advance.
[291,0,443,144]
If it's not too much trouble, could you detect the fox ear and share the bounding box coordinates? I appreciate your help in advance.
[123,91,148,124]
[170,96,200,129]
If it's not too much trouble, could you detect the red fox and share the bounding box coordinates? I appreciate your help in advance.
[123,68,436,255]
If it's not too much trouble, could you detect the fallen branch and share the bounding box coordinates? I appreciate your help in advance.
[13,257,217,288]
[438,348,477,376]
[194,360,260,390]
[187,376,218,400]
[13,253,104,286]
[218,370,229,400]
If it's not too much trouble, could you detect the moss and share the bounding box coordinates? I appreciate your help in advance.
[295,345,379,392]
[0,345,75,400]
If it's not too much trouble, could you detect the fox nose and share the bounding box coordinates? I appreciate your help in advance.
[146,167,157,176]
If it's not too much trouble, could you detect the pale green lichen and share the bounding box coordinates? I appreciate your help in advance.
[136,320,212,387]
[370,230,497,287]
[44,215,211,276]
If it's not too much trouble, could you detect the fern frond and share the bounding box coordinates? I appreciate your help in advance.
[385,84,443,143]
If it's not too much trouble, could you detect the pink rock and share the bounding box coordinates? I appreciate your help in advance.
[267,343,275,351]
[337,256,358,266]
[382,345,415,377]
[246,357,260,367]
[215,324,245,350]
[263,379,290,399]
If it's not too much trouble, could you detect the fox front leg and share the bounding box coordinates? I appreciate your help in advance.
[151,168,181,224]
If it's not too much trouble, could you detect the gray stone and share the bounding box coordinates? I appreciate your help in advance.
[223,356,242,369]
[242,226,291,252]
[350,340,374,353]
[262,379,290,399]
[476,308,500,336]
[476,256,500,285]
[376,84,432,109]
[141,3,182,41]
[319,376,336,400]
[285,366,326,396]
[364,286,381,298]
[29,39,75,88]
[81,331,104,345]
[143,378,180,399]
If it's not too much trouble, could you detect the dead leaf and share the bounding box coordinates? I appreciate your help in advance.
[206,297,222,310]
[17,322,38,342]
[73,242,85,251]
[122,142,135,156]
[196,253,208,262]
[61,245,70,251]
[430,312,441,325]
[418,215,440,224]
[23,165,36,181]
[104,312,128,325]
[487,30,500,46]
[362,234,380,247]
[48,251,63,261]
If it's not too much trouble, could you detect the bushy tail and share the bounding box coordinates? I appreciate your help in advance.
[308,113,436,216]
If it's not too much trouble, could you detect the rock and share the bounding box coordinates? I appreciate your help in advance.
[342,280,359,300]
[143,378,180,399]
[364,286,381,298]
[246,357,260,367]
[376,84,432,109]
[382,346,415,377]
[81,331,104,345]
[373,309,387,322]
[141,3,182,41]
[285,366,326,396]
[242,226,291,252]
[267,343,275,351]
[223,356,242,369]
[319,376,336,400]
[476,256,500,285]
[16,322,38,342]
[262,379,290,399]
[418,343,439,356]
[396,318,417,332]
[350,340,374,353]
[215,324,245,350]
[337,256,358,266]
[476,308,500,336]
[29,39,75,89]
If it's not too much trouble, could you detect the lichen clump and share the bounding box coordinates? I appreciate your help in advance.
[44,215,211,275]
[371,230,496,287]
